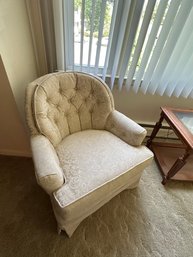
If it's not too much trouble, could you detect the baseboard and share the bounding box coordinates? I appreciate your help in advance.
[0,123,177,158]
[0,149,32,158]
[139,123,178,140]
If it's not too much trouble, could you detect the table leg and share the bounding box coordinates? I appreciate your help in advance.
[146,112,164,147]
[162,150,190,185]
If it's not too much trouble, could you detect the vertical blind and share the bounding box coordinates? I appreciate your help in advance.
[53,0,193,98]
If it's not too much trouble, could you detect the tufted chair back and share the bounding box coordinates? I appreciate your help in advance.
[26,72,114,146]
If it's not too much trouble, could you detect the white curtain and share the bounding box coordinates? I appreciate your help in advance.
[52,0,193,99]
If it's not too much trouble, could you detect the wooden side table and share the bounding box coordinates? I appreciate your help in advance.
[147,107,193,185]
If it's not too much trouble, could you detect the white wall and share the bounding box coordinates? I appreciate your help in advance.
[113,87,193,125]
[0,0,37,156]
[0,56,31,156]
[0,0,37,122]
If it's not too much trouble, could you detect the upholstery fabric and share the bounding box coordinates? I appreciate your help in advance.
[55,130,153,208]
[32,72,114,146]
[52,159,152,237]
[52,130,153,237]
[106,110,147,146]
[25,71,154,237]
[31,135,64,194]
[25,73,54,136]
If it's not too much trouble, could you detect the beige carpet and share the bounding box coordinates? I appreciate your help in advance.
[0,155,193,257]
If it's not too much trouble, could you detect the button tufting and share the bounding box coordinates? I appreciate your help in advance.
[90,88,94,95]
[68,96,74,103]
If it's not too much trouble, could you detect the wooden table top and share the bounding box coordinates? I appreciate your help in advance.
[161,107,193,149]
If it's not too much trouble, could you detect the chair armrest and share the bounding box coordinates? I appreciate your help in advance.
[31,135,64,194]
[105,110,147,146]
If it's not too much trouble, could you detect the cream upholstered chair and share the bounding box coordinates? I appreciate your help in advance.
[26,72,153,237]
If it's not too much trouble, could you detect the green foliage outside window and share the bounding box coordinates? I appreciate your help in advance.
[74,0,113,37]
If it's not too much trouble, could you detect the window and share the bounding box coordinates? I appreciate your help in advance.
[53,0,193,98]
[74,0,114,70]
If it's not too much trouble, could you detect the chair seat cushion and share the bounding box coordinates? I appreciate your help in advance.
[54,130,153,208]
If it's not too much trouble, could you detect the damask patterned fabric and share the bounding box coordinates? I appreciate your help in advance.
[51,158,152,237]
[106,110,147,146]
[55,130,153,208]
[25,72,153,237]
[31,135,64,194]
[31,72,114,146]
